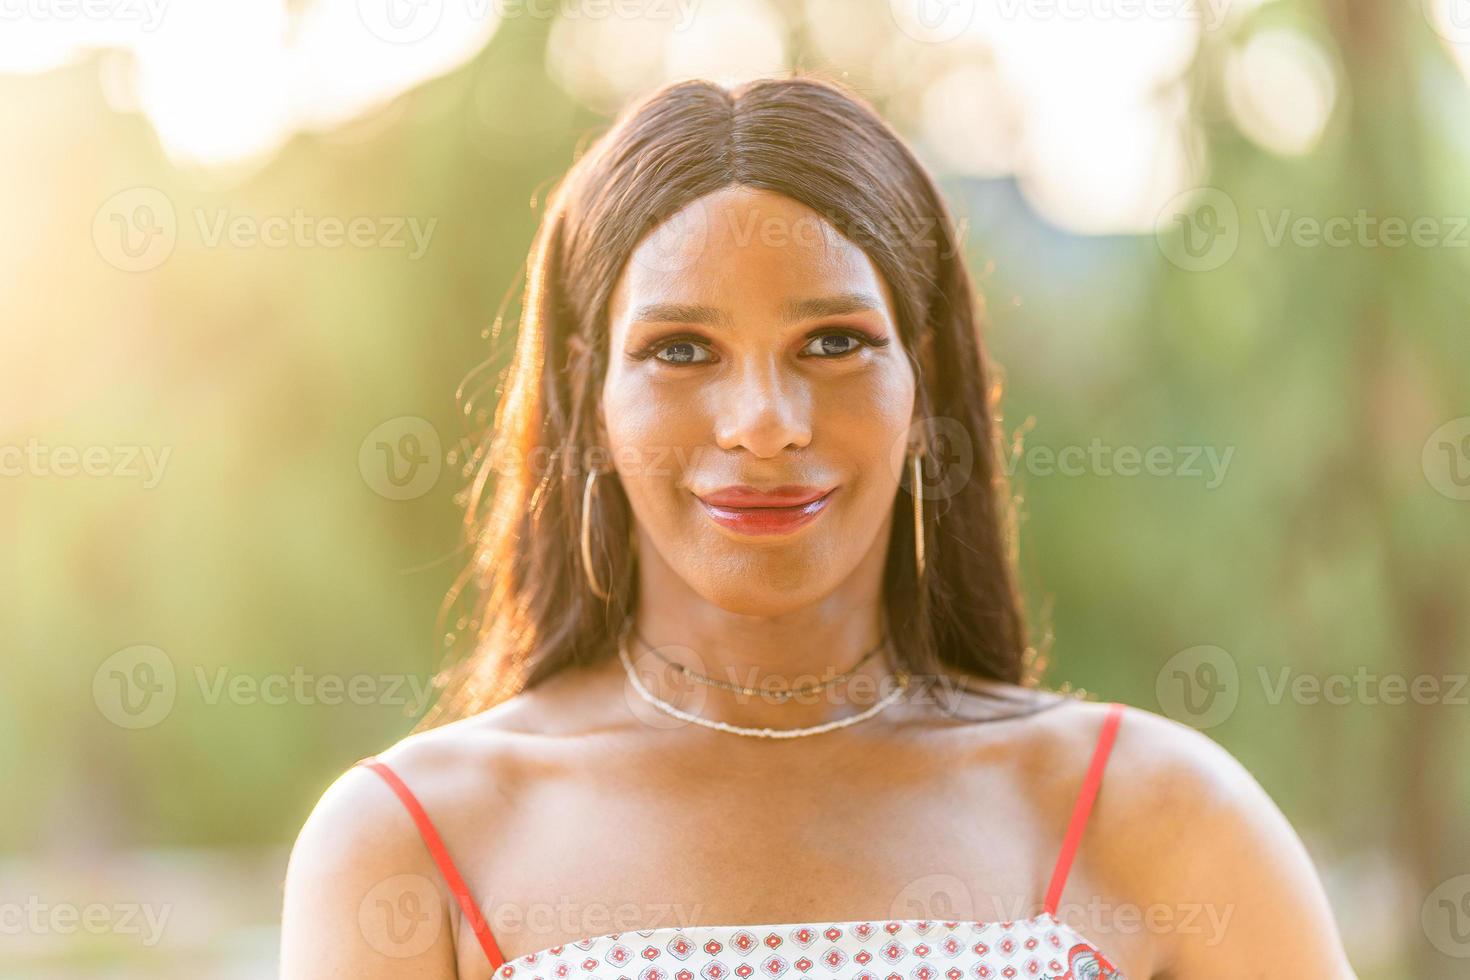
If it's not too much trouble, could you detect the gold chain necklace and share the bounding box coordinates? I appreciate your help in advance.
[630,625,887,701]
[616,623,911,739]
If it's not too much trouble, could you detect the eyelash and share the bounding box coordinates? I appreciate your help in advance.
[629,328,891,366]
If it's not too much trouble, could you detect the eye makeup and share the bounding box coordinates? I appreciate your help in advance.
[625,326,891,366]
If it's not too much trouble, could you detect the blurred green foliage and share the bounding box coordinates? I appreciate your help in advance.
[2,2,1467,977]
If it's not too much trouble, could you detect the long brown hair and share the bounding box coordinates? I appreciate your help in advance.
[421,74,1040,727]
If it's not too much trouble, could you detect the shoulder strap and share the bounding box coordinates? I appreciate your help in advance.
[1042,701,1125,917]
[356,757,507,970]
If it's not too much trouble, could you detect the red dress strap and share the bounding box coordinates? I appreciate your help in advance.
[356,757,507,970]
[1042,701,1125,917]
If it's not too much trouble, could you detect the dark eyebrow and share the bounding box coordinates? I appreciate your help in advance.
[780,291,884,323]
[630,292,883,329]
[630,302,733,328]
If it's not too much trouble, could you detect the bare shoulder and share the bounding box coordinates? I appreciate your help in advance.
[1035,700,1357,978]
[279,693,554,978]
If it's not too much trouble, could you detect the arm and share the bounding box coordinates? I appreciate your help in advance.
[280,762,462,979]
[1122,710,1358,978]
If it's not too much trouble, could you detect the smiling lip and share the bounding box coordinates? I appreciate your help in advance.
[694,485,837,537]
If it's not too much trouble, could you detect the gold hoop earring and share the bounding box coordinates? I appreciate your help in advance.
[581,469,610,600]
[911,448,926,580]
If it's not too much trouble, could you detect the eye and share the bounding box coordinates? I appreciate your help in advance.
[801,329,886,358]
[651,339,714,365]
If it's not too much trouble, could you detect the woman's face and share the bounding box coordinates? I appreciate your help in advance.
[600,185,918,614]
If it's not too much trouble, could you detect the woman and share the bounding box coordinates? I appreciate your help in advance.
[281,76,1356,979]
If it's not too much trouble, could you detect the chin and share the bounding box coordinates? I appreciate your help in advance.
[697,584,824,619]
[688,551,843,615]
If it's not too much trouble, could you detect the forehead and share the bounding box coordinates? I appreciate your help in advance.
[608,185,895,322]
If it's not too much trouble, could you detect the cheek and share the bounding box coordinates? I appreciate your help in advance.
[820,360,916,459]
[601,371,703,494]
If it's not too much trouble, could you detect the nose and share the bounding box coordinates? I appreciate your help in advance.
[712,357,813,458]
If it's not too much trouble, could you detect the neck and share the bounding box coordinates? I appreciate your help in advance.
[621,541,906,734]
